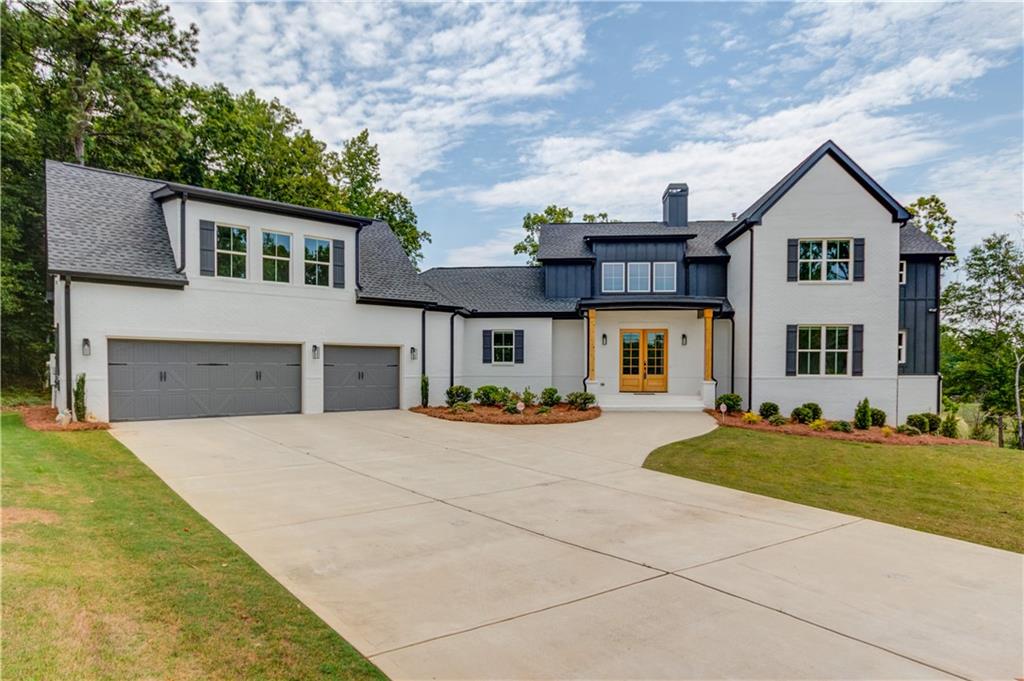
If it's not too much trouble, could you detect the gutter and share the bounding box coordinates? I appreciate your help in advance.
[64,277,72,413]
[354,224,362,290]
[747,228,754,410]
[729,316,736,394]
[582,312,590,393]
[175,192,188,273]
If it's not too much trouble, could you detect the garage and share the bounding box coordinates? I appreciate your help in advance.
[323,345,400,411]
[108,340,301,421]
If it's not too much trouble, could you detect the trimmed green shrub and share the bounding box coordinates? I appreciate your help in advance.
[758,401,779,419]
[536,405,552,415]
[565,391,597,411]
[924,412,941,434]
[939,412,959,439]
[420,374,429,408]
[905,413,929,433]
[540,387,561,407]
[448,401,473,413]
[741,411,762,424]
[502,392,523,414]
[445,385,472,407]
[809,418,828,432]
[474,385,507,406]
[715,393,743,413]
[768,414,787,426]
[73,373,87,421]
[802,402,823,421]
[521,386,537,407]
[870,408,887,427]
[896,424,921,436]
[790,406,813,424]
[854,398,872,430]
[829,420,853,433]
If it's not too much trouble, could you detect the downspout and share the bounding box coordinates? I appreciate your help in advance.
[64,277,72,413]
[174,192,188,273]
[729,317,736,394]
[582,312,589,392]
[420,307,427,377]
[354,225,362,290]
[449,310,458,388]
[934,258,943,413]
[747,229,754,410]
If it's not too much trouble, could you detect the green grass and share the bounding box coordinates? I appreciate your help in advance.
[1,413,387,680]
[644,427,1024,553]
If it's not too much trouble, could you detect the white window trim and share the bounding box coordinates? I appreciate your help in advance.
[796,324,852,377]
[215,223,249,280]
[798,238,853,283]
[303,235,332,287]
[899,259,907,285]
[601,262,625,293]
[652,261,677,293]
[491,329,515,365]
[898,329,907,364]
[627,262,651,293]
[261,229,292,285]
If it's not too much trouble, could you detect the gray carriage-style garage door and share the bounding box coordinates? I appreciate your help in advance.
[108,340,301,421]
[323,345,400,412]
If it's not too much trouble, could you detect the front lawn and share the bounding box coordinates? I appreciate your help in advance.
[1,413,387,680]
[644,427,1023,553]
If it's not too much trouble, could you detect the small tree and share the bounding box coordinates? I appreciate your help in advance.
[906,195,957,269]
[854,398,871,430]
[73,373,86,421]
[420,374,429,408]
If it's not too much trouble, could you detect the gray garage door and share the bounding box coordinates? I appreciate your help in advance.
[324,345,400,412]
[108,340,301,421]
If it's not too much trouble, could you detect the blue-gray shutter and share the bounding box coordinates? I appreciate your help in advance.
[787,239,798,281]
[199,220,215,276]
[514,329,524,364]
[852,324,864,376]
[332,239,345,288]
[785,325,798,376]
[482,330,492,364]
[853,238,865,281]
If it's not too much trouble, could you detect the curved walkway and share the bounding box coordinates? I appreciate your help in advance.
[113,411,1021,680]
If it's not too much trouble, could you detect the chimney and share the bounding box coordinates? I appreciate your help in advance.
[662,183,688,227]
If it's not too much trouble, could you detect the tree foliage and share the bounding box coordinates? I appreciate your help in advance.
[907,195,957,268]
[513,206,614,265]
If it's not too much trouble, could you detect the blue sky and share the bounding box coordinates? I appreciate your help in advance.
[169,2,1023,269]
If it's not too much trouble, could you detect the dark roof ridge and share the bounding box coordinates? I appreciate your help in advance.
[423,265,534,271]
[46,159,165,185]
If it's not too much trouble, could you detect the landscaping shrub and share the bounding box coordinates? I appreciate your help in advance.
[445,385,472,407]
[420,374,429,408]
[924,412,941,434]
[448,401,474,413]
[540,387,561,407]
[741,411,762,424]
[896,424,921,436]
[502,392,523,414]
[565,391,597,411]
[939,412,959,439]
[881,426,894,437]
[537,405,551,415]
[854,398,872,430]
[715,393,743,413]
[474,385,507,406]
[758,401,779,419]
[521,386,537,407]
[790,406,813,424]
[73,373,86,421]
[768,414,787,426]
[809,418,828,432]
[802,402,823,421]
[829,420,853,433]
[870,408,887,427]
[905,413,929,433]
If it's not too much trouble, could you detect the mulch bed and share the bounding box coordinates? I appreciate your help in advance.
[707,409,990,446]
[14,405,110,432]
[412,404,601,425]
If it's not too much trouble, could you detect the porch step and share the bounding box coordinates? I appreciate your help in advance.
[597,393,706,412]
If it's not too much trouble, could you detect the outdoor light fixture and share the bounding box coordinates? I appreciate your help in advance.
[681,334,688,346]
[312,344,320,359]
[82,338,91,356]
[601,333,608,346]
[410,347,418,360]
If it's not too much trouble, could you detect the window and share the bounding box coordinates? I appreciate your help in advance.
[627,262,651,292]
[797,324,850,375]
[898,330,907,364]
[304,237,331,286]
[216,225,247,279]
[653,262,677,292]
[492,330,514,364]
[602,262,625,293]
[899,259,907,285]
[262,231,291,283]
[798,239,852,281]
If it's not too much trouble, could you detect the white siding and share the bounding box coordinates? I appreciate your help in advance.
[552,319,585,395]
[897,376,939,424]
[458,317,554,394]
[725,231,751,406]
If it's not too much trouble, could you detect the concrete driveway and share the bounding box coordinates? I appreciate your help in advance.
[112,411,1021,680]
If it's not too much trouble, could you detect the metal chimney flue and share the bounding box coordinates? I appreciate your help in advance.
[662,183,688,227]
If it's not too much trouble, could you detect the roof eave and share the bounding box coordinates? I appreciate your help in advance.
[152,185,373,228]
[50,269,189,289]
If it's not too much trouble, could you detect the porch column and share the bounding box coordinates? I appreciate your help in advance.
[701,308,717,407]
[587,309,596,381]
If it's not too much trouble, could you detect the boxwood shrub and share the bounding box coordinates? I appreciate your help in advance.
[870,408,887,427]
[540,387,561,407]
[790,406,813,424]
[758,401,779,419]
[445,385,472,407]
[715,393,743,413]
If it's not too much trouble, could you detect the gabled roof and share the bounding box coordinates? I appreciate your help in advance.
[718,140,911,247]
[152,183,370,227]
[357,221,445,305]
[419,266,577,314]
[899,225,955,257]
[536,221,742,260]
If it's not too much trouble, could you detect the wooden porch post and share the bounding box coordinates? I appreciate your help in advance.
[703,308,714,382]
[587,309,597,380]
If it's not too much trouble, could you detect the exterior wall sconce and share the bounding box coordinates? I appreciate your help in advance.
[410,346,418,360]
[601,333,608,346]
[681,334,688,346]
[312,344,320,359]
[82,338,91,356]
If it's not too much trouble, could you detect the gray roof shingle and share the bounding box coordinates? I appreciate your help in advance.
[899,225,954,256]
[357,220,443,304]
[536,220,733,260]
[420,266,577,314]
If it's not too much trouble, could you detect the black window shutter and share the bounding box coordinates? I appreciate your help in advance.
[853,238,865,281]
[482,330,492,364]
[787,239,798,281]
[514,330,524,364]
[333,239,345,288]
[852,324,864,375]
[785,325,798,376]
[199,220,215,276]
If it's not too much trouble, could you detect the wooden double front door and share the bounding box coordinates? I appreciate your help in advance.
[619,329,668,392]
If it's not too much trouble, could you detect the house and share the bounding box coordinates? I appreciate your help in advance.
[45,140,951,423]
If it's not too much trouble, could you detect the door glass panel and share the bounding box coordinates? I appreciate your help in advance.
[646,332,665,376]
[621,333,640,375]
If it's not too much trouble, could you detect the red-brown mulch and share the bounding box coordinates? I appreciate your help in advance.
[15,405,110,432]
[412,404,601,425]
[706,409,991,446]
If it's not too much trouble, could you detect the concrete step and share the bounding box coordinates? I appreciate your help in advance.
[597,393,706,412]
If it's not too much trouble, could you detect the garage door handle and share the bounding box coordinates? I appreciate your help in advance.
[197,362,228,366]
[256,370,262,381]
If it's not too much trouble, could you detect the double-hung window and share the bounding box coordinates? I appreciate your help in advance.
[898,330,907,364]
[899,260,907,285]
[797,325,850,375]
[653,262,676,292]
[304,237,331,287]
[602,262,625,293]
[216,225,248,279]
[492,330,514,364]
[627,262,651,292]
[798,239,852,281]
[262,231,291,283]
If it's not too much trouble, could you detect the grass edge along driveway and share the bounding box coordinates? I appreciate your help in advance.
[644,427,1023,553]
[1,413,388,681]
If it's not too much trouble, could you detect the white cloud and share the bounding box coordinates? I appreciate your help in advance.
[440,228,526,267]
[684,46,711,68]
[633,44,670,74]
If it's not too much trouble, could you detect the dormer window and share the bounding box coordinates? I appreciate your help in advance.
[216,225,248,279]
[602,262,625,293]
[653,262,677,292]
[627,263,651,292]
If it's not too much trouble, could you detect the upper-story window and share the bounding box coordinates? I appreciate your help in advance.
[797,325,850,375]
[799,239,851,282]
[899,259,907,285]
[216,225,248,279]
[653,262,676,293]
[602,262,625,293]
[627,262,651,292]
[898,330,907,364]
[304,237,331,287]
[262,231,291,283]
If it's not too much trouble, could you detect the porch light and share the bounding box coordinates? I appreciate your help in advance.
[81,338,91,356]
[410,346,417,360]
[601,333,607,346]
[681,334,687,346]
[312,344,320,359]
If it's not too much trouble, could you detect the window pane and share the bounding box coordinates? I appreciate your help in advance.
[304,262,316,285]
[826,240,849,260]
[653,263,675,292]
[826,326,848,350]
[217,253,231,277]
[798,327,821,350]
[627,263,649,291]
[231,254,246,278]
[602,264,624,291]
[826,261,849,280]
[798,351,820,375]
[262,233,275,256]
[262,258,275,281]
[277,259,290,283]
[231,228,246,252]
[217,226,232,250]
[825,351,848,375]
[305,238,330,263]
[799,240,822,260]
[799,261,821,281]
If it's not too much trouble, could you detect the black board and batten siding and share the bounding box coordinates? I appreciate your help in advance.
[544,262,592,298]
[899,258,940,375]
[686,261,727,297]
[590,241,686,295]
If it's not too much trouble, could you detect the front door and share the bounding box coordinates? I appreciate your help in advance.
[619,329,668,392]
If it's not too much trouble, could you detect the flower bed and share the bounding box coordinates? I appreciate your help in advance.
[15,406,110,432]
[412,404,601,425]
[706,409,989,446]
